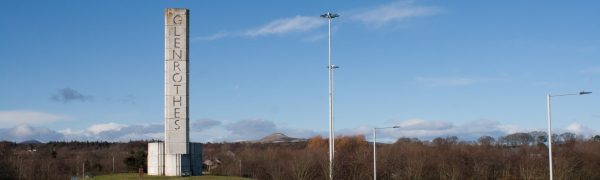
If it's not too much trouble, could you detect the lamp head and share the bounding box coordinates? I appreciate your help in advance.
[320,12,339,19]
[392,126,400,128]
[579,91,592,95]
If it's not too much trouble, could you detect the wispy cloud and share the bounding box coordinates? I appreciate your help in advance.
[50,88,93,103]
[0,110,67,127]
[416,77,477,87]
[349,1,441,26]
[198,1,441,41]
[197,16,325,41]
[245,16,325,37]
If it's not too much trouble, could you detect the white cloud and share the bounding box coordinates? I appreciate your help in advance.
[0,124,65,142]
[245,16,325,37]
[11,124,36,137]
[87,122,127,135]
[566,122,598,137]
[198,1,440,41]
[0,110,67,127]
[198,16,325,41]
[349,1,441,26]
[416,77,477,87]
[58,128,83,136]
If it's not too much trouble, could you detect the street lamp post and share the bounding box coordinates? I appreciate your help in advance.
[321,12,339,180]
[373,126,399,180]
[547,91,591,180]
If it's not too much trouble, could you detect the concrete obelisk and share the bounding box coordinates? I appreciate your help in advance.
[148,8,201,176]
[164,7,191,176]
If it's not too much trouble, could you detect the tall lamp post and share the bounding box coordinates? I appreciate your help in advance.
[321,12,339,180]
[547,91,591,180]
[373,126,399,180]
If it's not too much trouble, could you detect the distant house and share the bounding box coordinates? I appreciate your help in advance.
[203,158,222,173]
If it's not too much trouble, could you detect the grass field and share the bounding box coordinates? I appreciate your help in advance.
[91,173,252,180]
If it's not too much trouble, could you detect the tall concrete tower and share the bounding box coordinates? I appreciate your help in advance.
[148,8,202,176]
[164,8,190,157]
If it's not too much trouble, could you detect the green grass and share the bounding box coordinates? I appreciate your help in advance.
[91,173,252,180]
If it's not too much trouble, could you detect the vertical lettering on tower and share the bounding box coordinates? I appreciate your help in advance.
[165,8,189,155]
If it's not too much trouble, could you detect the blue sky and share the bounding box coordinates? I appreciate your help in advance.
[1,0,599,142]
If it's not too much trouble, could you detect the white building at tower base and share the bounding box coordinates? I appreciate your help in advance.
[148,142,202,176]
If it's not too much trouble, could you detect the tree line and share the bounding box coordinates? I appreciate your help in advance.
[0,140,148,179]
[1,133,600,179]
[206,133,600,180]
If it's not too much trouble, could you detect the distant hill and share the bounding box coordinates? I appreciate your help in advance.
[258,133,306,143]
[19,139,42,145]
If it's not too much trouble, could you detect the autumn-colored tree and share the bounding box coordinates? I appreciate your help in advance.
[333,135,371,180]
[307,135,328,150]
